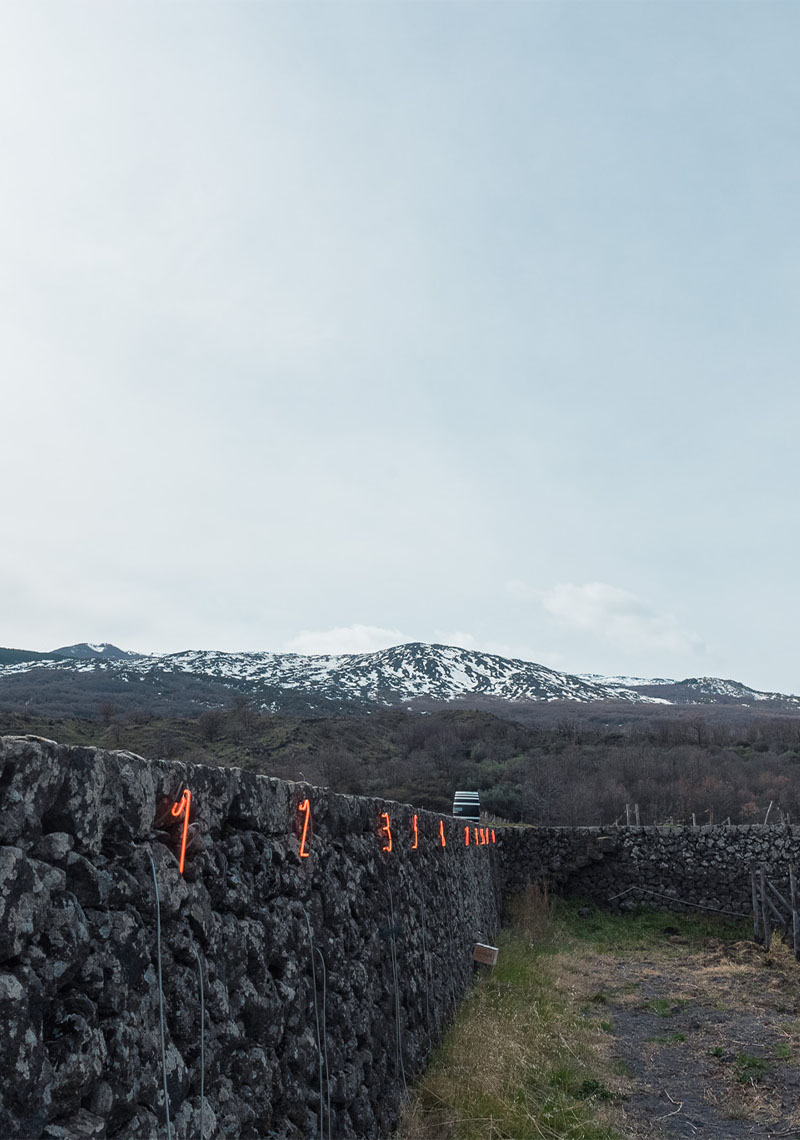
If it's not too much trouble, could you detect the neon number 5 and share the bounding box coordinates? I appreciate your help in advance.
[170,788,191,874]
[298,799,311,859]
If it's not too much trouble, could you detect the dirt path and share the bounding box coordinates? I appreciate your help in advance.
[561,933,800,1139]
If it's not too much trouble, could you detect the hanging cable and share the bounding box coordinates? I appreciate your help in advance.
[148,853,173,1140]
[419,896,432,1051]
[191,942,205,1140]
[302,911,325,1140]
[314,948,331,1140]
[607,884,749,917]
[387,883,407,1093]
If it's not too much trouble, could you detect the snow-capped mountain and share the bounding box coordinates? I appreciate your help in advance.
[50,642,140,661]
[0,641,655,706]
[0,641,797,714]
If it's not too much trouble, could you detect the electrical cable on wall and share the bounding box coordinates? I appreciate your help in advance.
[314,948,331,1140]
[148,852,173,1140]
[418,896,432,1051]
[387,883,407,1094]
[303,910,329,1140]
[191,942,205,1140]
[608,884,750,917]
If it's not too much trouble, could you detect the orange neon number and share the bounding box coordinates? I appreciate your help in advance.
[439,820,446,847]
[491,829,496,844]
[481,828,487,845]
[473,827,479,846]
[411,814,419,850]
[170,788,191,874]
[379,812,393,853]
[464,826,470,846]
[298,798,311,858]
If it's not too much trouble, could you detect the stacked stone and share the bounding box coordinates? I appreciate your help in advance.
[0,737,502,1139]
[498,824,800,918]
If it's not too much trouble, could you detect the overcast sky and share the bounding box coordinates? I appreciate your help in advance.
[2,1,799,692]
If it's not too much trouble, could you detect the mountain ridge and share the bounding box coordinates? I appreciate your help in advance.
[0,640,797,715]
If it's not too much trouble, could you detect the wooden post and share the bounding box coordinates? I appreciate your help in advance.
[634,803,640,826]
[751,868,760,943]
[692,813,697,828]
[764,800,774,825]
[625,804,631,827]
[760,865,772,952]
[791,866,799,961]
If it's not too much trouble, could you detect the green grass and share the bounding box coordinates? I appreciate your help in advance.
[398,890,754,1140]
[555,898,750,952]
[398,920,623,1139]
[645,997,684,1017]
[735,1053,769,1084]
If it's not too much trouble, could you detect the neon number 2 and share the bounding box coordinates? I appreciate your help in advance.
[170,788,191,874]
[298,799,311,858]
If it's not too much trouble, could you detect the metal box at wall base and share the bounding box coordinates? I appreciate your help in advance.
[473,943,499,966]
[452,790,480,822]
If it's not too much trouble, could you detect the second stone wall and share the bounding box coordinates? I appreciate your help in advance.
[498,823,800,918]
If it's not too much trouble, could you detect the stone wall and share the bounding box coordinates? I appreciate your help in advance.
[498,823,800,918]
[0,737,502,1140]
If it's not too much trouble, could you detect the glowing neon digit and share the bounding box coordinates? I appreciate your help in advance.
[473,827,479,846]
[439,820,446,848]
[491,828,496,844]
[379,812,393,853]
[411,813,419,850]
[170,788,191,874]
[298,798,311,858]
[464,826,470,846]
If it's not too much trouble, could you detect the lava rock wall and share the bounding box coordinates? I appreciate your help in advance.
[0,737,502,1140]
[499,823,800,918]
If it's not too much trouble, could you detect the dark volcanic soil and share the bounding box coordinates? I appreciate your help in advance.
[565,935,800,1139]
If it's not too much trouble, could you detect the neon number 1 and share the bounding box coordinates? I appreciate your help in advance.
[171,788,191,874]
[298,799,311,858]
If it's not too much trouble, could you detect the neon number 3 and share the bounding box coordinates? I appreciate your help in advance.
[379,812,393,853]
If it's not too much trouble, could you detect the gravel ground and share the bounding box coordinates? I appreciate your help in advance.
[561,933,800,1139]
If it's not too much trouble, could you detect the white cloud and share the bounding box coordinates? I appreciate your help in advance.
[284,624,409,655]
[540,582,705,656]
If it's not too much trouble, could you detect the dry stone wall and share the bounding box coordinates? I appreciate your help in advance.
[7,731,797,1140]
[0,737,502,1140]
[498,824,800,917]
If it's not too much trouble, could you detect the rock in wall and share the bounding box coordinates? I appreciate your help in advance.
[0,736,502,1140]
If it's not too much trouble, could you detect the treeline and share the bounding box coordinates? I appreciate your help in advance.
[4,702,800,826]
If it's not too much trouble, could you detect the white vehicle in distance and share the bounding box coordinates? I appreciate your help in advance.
[452,790,480,823]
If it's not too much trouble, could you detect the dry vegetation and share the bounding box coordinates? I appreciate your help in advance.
[4,704,800,827]
[396,891,800,1140]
